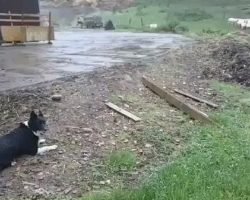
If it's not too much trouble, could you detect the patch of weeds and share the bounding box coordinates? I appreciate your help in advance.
[142,128,172,155]
[134,127,185,159]
[212,82,250,105]
[156,21,179,33]
[175,9,213,22]
[176,25,189,33]
[107,150,137,173]
[110,94,123,105]
[202,28,222,35]
[155,21,188,33]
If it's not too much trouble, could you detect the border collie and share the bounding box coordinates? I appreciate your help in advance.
[0,110,57,171]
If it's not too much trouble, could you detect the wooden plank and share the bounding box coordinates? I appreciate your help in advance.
[106,102,141,122]
[48,11,52,44]
[0,13,40,17]
[0,19,40,23]
[142,76,214,124]
[174,89,219,108]
[0,26,26,42]
[1,26,54,42]
[26,26,54,42]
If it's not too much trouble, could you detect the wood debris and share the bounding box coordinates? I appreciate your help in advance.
[105,102,141,122]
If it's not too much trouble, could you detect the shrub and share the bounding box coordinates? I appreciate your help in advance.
[156,21,179,33]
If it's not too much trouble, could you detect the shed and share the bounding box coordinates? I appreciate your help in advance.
[0,0,40,26]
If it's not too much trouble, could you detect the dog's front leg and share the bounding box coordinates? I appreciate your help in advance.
[37,145,58,155]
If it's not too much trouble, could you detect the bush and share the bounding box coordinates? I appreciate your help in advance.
[175,9,213,21]
[104,20,115,30]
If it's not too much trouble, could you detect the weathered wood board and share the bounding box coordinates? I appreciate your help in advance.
[0,26,54,42]
[142,76,214,124]
[106,102,142,122]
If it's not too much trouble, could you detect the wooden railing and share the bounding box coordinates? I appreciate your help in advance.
[0,11,51,26]
[0,11,53,44]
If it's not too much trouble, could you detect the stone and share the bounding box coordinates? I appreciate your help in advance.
[51,94,62,101]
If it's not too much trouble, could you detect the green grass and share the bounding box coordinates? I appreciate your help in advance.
[107,150,137,173]
[83,82,250,199]
[94,0,250,35]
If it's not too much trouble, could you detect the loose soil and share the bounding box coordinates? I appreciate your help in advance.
[0,34,248,199]
[201,33,250,86]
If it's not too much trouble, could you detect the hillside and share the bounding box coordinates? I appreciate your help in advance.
[41,0,134,10]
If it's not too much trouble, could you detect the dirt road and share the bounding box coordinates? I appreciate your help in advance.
[0,30,190,91]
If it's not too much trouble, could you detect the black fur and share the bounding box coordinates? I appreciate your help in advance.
[0,111,47,171]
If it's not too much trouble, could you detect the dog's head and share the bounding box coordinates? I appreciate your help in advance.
[28,110,47,134]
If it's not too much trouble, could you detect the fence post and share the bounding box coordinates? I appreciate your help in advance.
[48,11,52,44]
[8,11,13,26]
[141,17,144,28]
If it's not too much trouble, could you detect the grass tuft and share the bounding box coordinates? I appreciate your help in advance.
[107,150,137,173]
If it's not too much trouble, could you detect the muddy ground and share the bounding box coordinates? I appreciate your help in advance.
[0,34,248,199]
[0,31,190,91]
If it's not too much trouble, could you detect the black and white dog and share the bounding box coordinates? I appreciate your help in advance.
[0,110,57,171]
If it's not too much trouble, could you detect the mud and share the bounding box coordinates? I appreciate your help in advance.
[0,30,191,91]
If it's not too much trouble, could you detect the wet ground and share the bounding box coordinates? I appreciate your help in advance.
[0,30,190,91]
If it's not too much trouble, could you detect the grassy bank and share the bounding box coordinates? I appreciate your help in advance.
[99,0,250,34]
[83,82,250,199]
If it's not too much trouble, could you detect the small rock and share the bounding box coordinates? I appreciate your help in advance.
[51,94,62,101]
[72,189,78,194]
[134,140,137,145]
[124,104,130,108]
[64,187,72,194]
[83,128,93,133]
[106,180,111,185]
[124,139,129,143]
[136,126,143,131]
[83,157,89,161]
[97,142,105,147]
[175,139,180,144]
[6,182,12,187]
[37,172,44,180]
[58,150,64,154]
[145,143,153,148]
[99,181,105,185]
[21,106,29,113]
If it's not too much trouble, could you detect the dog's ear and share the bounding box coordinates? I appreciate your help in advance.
[38,110,43,117]
[30,111,37,120]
